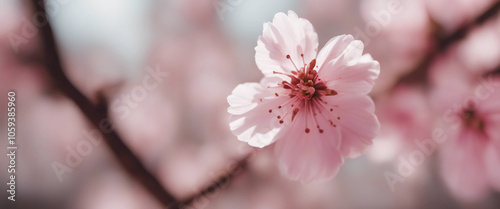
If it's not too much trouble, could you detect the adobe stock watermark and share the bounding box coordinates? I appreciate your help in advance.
[353,0,415,46]
[384,75,498,192]
[51,65,168,182]
[111,65,169,120]
[213,0,244,21]
[8,0,72,53]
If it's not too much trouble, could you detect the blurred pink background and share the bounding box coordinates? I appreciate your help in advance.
[1,0,500,208]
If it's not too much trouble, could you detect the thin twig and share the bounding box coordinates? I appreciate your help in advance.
[171,155,250,208]
[29,1,178,207]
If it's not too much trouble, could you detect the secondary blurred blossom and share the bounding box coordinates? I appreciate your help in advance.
[227,11,380,183]
[368,86,432,163]
[430,56,500,201]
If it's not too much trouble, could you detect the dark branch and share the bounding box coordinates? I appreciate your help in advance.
[438,1,500,50]
[29,1,178,207]
[395,1,500,86]
[487,65,500,76]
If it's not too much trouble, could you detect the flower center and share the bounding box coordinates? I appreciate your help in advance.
[462,107,484,131]
[264,54,341,134]
[279,55,337,101]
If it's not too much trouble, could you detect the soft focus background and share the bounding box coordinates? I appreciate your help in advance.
[1,0,500,208]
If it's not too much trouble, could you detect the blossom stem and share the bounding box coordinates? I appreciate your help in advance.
[29,1,178,207]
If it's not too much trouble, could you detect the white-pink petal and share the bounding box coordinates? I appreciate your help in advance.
[228,81,290,148]
[227,83,261,115]
[255,11,318,76]
[322,94,380,158]
[316,35,380,94]
[274,108,343,183]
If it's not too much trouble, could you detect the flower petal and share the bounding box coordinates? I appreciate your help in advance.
[485,143,500,191]
[316,35,380,94]
[227,83,261,115]
[255,11,318,76]
[274,107,343,183]
[322,94,380,158]
[440,130,490,201]
[227,79,291,148]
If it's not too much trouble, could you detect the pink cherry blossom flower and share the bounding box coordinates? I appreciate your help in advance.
[227,11,380,183]
[430,62,500,201]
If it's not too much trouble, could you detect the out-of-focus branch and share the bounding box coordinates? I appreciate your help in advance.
[488,65,500,76]
[437,1,500,51]
[29,1,178,207]
[395,1,500,86]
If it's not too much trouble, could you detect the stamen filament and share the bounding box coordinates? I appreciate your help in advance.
[286,54,300,72]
